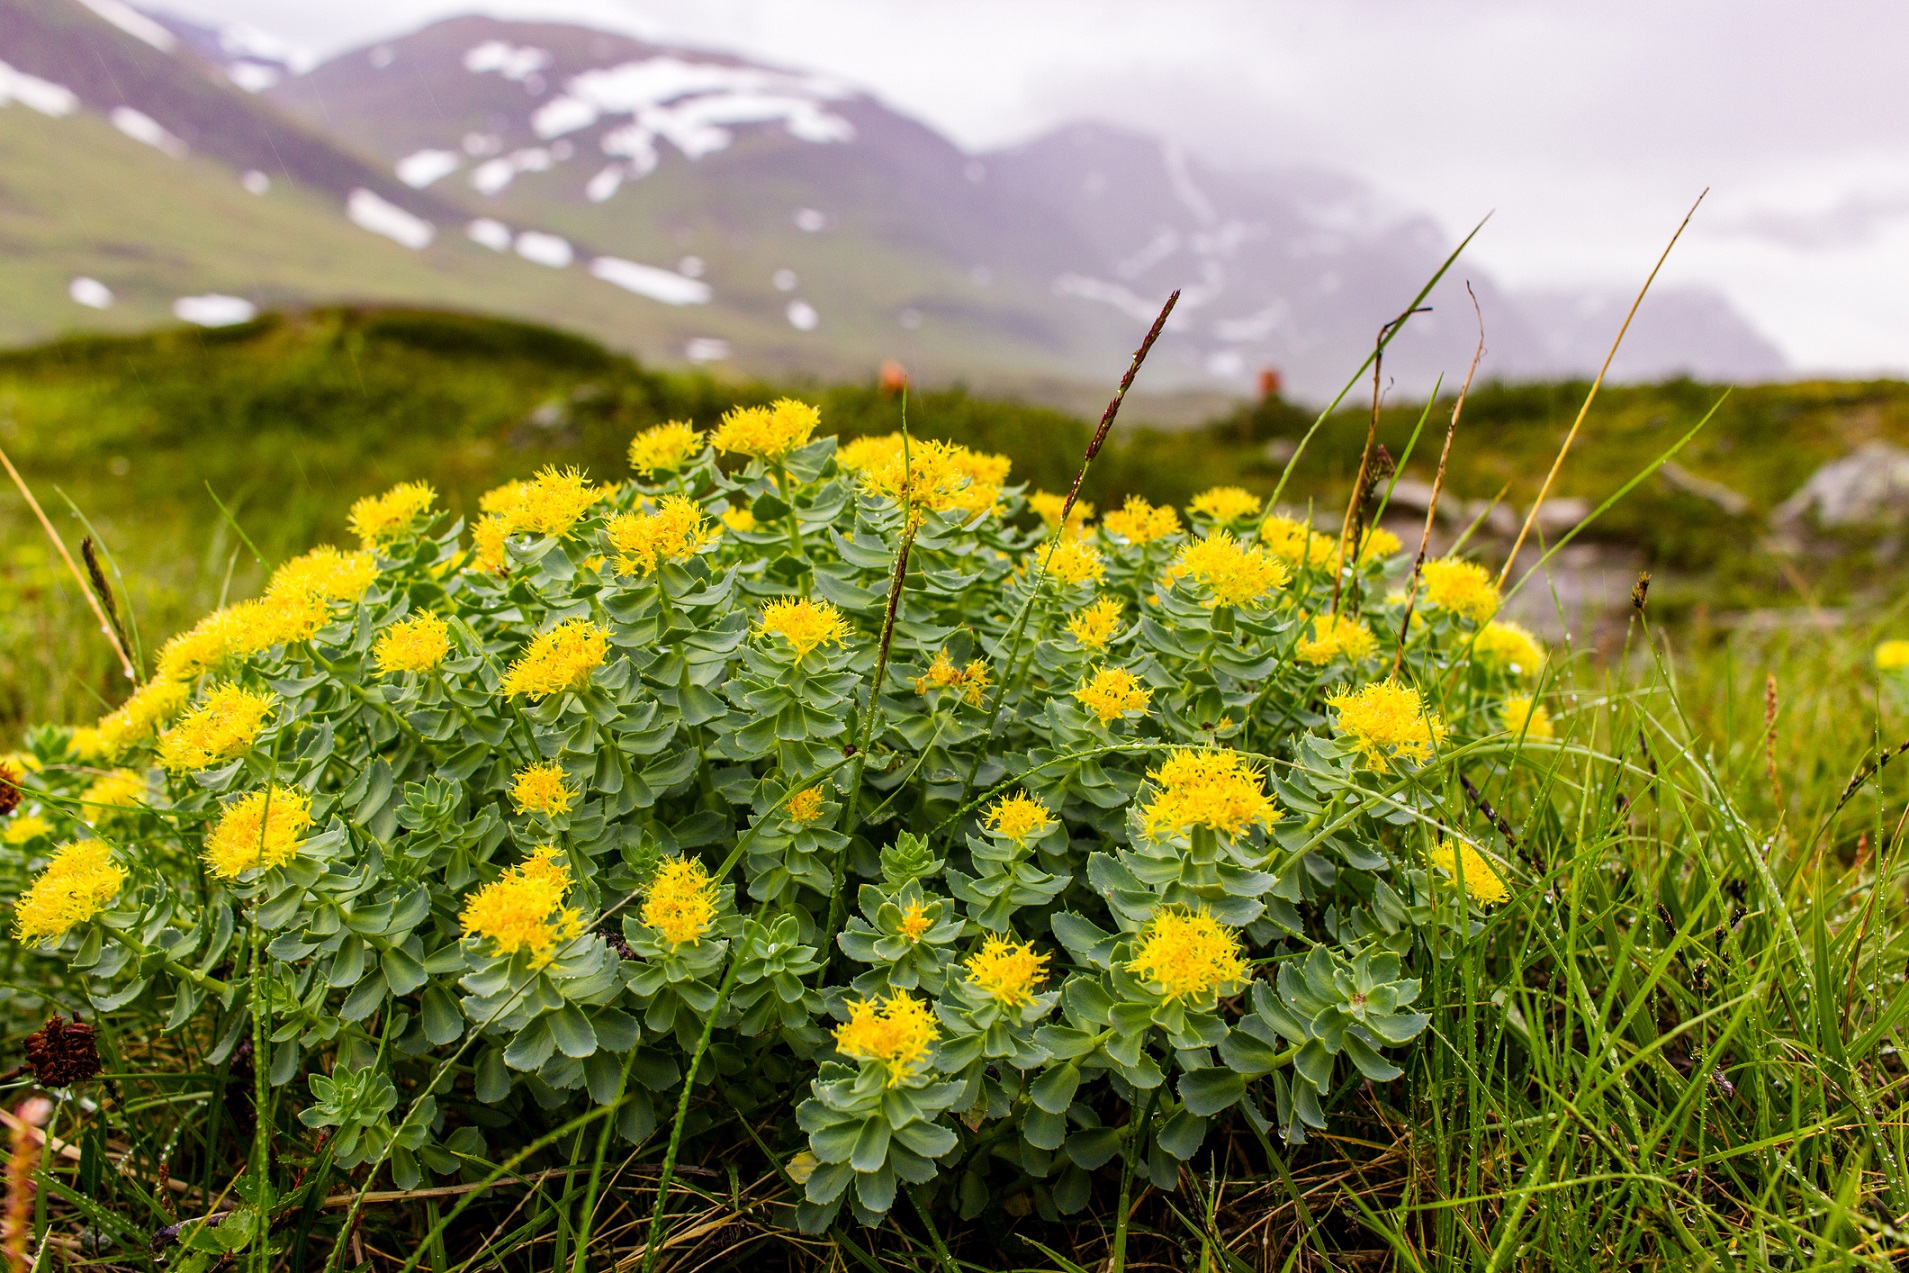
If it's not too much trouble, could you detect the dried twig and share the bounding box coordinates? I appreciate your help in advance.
[0,442,135,681]
[1394,285,1487,676]
[1333,306,1425,617]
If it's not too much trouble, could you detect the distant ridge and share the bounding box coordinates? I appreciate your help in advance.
[0,2,1787,396]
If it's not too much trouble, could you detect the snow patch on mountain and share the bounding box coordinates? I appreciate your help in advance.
[590,257,711,306]
[74,0,176,52]
[463,41,549,83]
[396,149,461,188]
[347,189,434,249]
[0,63,78,116]
[111,107,186,157]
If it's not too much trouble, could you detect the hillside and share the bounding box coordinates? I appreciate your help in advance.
[0,1,1785,396]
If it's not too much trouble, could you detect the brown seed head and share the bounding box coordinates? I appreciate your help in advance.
[23,1016,100,1087]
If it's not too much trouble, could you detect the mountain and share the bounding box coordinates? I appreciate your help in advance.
[1,2,1786,397]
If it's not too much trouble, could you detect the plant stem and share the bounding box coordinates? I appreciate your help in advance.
[641,959,742,1273]
[570,1046,644,1273]
[1111,1088,1155,1273]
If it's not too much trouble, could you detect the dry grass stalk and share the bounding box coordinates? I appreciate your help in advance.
[1394,285,1488,675]
[1497,191,1707,588]
[0,1097,50,1273]
[0,442,137,681]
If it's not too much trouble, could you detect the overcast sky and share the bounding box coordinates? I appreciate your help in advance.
[148,0,1909,375]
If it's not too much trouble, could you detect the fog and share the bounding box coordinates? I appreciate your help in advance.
[151,0,1909,374]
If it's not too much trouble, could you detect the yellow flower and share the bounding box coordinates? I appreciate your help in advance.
[510,762,577,816]
[1044,539,1105,586]
[604,496,715,576]
[266,545,378,605]
[858,437,1006,520]
[709,398,819,461]
[227,592,332,652]
[480,480,530,516]
[373,612,452,674]
[756,598,851,659]
[1028,491,1092,535]
[1073,666,1152,725]
[156,685,274,773]
[912,649,990,707]
[984,791,1055,845]
[964,936,1050,1007]
[81,770,146,822]
[721,507,758,532]
[500,619,611,700]
[643,855,719,949]
[1295,613,1378,666]
[3,815,51,847]
[91,678,190,758]
[1169,532,1288,608]
[1258,515,1338,570]
[1140,749,1277,840]
[459,846,583,963]
[833,993,938,1085]
[1102,495,1182,545]
[836,433,906,472]
[786,786,825,824]
[14,842,124,944]
[1190,486,1262,524]
[1420,558,1500,624]
[504,467,613,539]
[471,514,512,575]
[628,421,704,477]
[1474,621,1545,679]
[1127,906,1249,1001]
[67,729,106,763]
[1427,842,1509,905]
[1,752,41,776]
[1328,680,1449,768]
[348,480,437,547]
[1347,525,1402,563]
[1503,695,1554,741]
[1067,596,1124,651]
[896,899,934,943]
[203,786,312,879]
[1876,640,1909,672]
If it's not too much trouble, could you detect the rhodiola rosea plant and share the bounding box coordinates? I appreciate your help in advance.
[0,388,1555,1243]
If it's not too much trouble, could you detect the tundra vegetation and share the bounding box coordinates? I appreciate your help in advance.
[0,310,1907,1270]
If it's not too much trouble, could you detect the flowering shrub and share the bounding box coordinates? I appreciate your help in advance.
[0,400,1556,1231]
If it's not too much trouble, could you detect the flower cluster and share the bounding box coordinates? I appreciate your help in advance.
[460,847,582,963]
[204,786,312,879]
[156,684,274,773]
[501,620,611,700]
[14,394,1535,1231]
[1127,907,1248,1001]
[833,994,939,1085]
[1329,680,1449,768]
[1073,666,1152,725]
[1140,749,1276,840]
[710,399,819,461]
[14,843,124,944]
[913,649,991,706]
[757,598,850,659]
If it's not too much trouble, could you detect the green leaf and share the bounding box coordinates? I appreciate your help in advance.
[420,985,464,1045]
[504,1017,556,1071]
[380,946,427,996]
[1063,1125,1121,1171]
[548,1005,598,1058]
[1178,1067,1247,1116]
[1029,1062,1081,1115]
